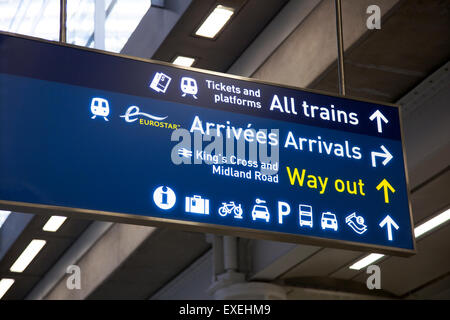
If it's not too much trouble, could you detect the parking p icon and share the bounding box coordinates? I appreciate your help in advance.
[278,201,291,224]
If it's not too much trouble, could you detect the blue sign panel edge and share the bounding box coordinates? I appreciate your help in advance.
[0,199,415,257]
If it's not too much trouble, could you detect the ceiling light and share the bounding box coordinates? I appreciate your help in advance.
[349,253,385,270]
[43,216,67,232]
[414,208,450,238]
[195,5,234,38]
[0,210,11,229]
[0,279,15,300]
[173,56,196,67]
[10,239,46,273]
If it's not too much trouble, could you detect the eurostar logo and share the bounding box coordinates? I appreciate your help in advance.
[120,105,168,123]
[120,105,181,130]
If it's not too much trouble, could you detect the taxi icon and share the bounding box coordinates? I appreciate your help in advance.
[321,212,338,231]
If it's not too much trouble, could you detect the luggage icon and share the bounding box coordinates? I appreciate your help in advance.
[185,195,209,214]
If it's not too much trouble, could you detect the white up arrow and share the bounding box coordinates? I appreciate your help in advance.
[371,145,393,167]
[369,110,388,133]
[379,215,399,241]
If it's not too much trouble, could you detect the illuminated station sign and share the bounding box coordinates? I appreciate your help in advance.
[0,33,415,256]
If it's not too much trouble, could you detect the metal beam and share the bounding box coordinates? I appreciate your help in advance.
[59,0,66,43]
[334,0,345,95]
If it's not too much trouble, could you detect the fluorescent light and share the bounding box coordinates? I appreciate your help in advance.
[0,210,11,229]
[349,208,450,271]
[10,239,46,273]
[173,56,196,67]
[0,279,15,300]
[195,5,234,38]
[43,216,67,232]
[414,208,450,238]
[349,253,385,270]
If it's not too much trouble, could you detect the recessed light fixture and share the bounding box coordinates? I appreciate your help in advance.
[173,56,196,67]
[349,253,385,270]
[10,239,46,273]
[0,279,15,300]
[414,208,450,238]
[43,216,67,232]
[0,210,11,229]
[195,5,234,38]
[349,207,450,270]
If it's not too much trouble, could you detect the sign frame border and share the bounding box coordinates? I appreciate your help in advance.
[0,31,417,257]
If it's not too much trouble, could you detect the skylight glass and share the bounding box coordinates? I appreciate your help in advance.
[0,0,151,52]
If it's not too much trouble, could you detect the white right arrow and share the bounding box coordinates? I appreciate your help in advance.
[379,215,399,241]
[371,145,393,167]
[369,110,388,133]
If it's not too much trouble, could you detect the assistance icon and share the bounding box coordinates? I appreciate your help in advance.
[153,186,176,210]
[345,212,367,235]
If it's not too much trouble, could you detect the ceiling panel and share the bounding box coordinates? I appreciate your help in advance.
[152,0,289,72]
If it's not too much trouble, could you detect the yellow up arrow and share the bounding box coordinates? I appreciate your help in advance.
[376,179,395,203]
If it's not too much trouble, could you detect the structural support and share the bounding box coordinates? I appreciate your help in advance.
[59,0,67,43]
[208,236,287,300]
[334,0,345,95]
[223,236,238,272]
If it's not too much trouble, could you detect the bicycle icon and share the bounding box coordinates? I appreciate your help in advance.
[218,201,243,219]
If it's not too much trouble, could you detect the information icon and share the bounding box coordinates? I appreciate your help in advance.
[153,186,176,210]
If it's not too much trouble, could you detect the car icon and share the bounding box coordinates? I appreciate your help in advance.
[251,199,270,223]
[321,212,338,231]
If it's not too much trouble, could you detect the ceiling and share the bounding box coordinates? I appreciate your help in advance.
[0,0,290,299]
[152,0,289,71]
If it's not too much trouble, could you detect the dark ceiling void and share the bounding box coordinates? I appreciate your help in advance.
[309,0,450,103]
[152,0,290,72]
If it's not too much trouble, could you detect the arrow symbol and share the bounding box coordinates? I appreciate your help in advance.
[379,215,399,241]
[371,145,393,167]
[369,110,388,133]
[376,179,395,203]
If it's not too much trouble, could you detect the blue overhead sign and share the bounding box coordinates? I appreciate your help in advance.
[0,33,415,256]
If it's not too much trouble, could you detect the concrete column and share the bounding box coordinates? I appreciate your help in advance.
[208,235,287,300]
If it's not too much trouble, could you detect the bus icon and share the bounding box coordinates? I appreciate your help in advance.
[299,204,313,228]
